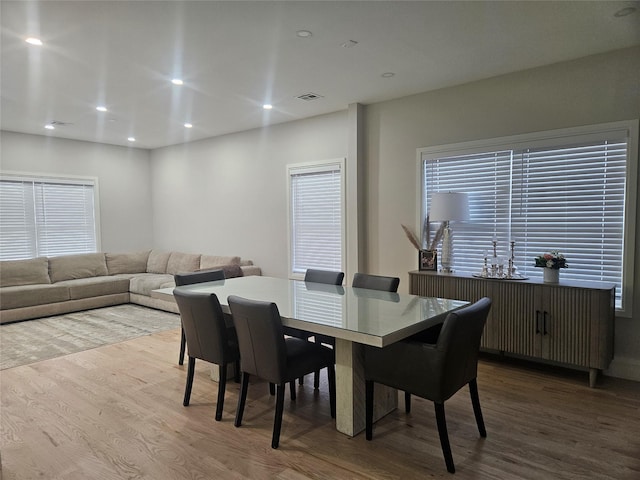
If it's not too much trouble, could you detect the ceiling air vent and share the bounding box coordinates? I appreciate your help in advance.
[296,92,324,101]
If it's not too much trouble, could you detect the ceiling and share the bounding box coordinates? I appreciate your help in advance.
[2,1,639,150]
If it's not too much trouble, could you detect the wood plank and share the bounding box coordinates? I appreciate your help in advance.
[2,327,639,479]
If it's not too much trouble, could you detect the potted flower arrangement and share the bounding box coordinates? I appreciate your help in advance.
[534,250,568,283]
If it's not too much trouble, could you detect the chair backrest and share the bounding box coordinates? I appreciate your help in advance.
[352,273,400,292]
[174,269,225,286]
[436,297,492,399]
[304,269,345,285]
[173,288,235,365]
[227,295,287,384]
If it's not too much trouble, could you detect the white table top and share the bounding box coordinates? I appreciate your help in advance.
[153,275,468,348]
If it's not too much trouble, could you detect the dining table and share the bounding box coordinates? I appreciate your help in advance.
[152,275,468,436]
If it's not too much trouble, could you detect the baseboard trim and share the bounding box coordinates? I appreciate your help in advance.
[605,356,640,382]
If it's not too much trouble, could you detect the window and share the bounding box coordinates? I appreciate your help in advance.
[288,159,345,277]
[0,174,99,260]
[420,121,637,314]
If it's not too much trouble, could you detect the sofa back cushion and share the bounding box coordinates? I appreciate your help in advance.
[166,252,202,275]
[48,253,108,283]
[0,257,51,287]
[200,255,241,270]
[106,251,151,275]
[147,250,171,274]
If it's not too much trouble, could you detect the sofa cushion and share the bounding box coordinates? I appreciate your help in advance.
[48,253,108,283]
[166,252,201,275]
[147,250,171,274]
[129,273,174,296]
[0,284,70,310]
[55,277,131,300]
[225,264,244,278]
[106,251,150,275]
[200,255,241,270]
[0,257,51,287]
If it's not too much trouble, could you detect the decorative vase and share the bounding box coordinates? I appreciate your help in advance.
[543,268,560,283]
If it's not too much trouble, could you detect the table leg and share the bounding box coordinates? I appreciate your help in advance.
[334,338,397,436]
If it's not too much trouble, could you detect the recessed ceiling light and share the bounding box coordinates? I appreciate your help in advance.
[171,78,184,86]
[127,137,136,142]
[263,104,273,110]
[44,124,54,130]
[25,37,43,46]
[381,72,395,78]
[96,106,107,112]
[614,6,637,17]
[296,30,312,38]
[184,123,193,128]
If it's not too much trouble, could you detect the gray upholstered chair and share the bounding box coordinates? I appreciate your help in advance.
[352,272,400,292]
[304,268,345,285]
[173,288,241,421]
[228,295,336,449]
[364,297,492,474]
[175,269,226,365]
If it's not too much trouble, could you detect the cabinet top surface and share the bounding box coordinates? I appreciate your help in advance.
[409,270,616,291]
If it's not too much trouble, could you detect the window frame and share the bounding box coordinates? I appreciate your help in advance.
[0,171,102,260]
[286,158,346,280]
[417,120,638,317]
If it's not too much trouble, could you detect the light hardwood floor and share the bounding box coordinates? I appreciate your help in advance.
[1,326,639,479]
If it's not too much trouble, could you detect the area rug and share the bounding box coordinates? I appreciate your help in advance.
[0,305,180,370]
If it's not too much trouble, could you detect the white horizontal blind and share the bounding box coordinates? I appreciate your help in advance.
[0,176,97,260]
[424,151,513,267]
[423,131,629,309]
[512,141,626,293]
[289,162,343,274]
[0,180,37,259]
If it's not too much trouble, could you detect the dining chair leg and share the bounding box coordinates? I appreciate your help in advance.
[327,366,336,418]
[298,376,304,385]
[404,391,411,413]
[313,370,320,389]
[215,364,227,421]
[178,327,186,365]
[183,356,195,406]
[434,402,455,474]
[365,380,374,440]
[469,378,487,437]
[234,359,241,383]
[289,380,296,401]
[235,372,250,427]
[269,383,275,396]
[272,384,286,449]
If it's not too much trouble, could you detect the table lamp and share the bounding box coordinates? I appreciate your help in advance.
[429,192,469,272]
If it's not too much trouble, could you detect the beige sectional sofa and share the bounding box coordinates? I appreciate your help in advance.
[0,250,261,324]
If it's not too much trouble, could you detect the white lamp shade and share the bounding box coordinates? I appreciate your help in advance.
[429,192,469,222]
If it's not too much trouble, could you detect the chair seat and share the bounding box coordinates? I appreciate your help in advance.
[284,337,334,381]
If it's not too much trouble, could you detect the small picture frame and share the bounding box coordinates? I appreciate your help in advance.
[419,249,437,271]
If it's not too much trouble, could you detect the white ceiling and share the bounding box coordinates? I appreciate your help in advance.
[2,1,639,150]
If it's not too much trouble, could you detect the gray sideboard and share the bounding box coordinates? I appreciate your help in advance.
[409,271,615,387]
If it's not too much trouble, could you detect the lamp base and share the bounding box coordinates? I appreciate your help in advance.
[440,223,453,272]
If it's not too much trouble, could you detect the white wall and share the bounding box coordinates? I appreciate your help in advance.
[0,131,154,252]
[149,111,348,278]
[363,46,640,380]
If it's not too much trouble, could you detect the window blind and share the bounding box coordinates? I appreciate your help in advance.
[289,162,343,274]
[0,176,97,260]
[423,131,630,310]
